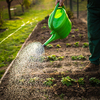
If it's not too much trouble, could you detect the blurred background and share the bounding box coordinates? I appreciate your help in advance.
[0,0,87,21]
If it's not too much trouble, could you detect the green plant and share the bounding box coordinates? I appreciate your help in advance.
[89,77,100,86]
[79,34,83,38]
[44,95,49,99]
[74,62,78,65]
[71,55,86,60]
[29,77,39,83]
[74,42,79,47]
[23,0,31,9]
[29,78,35,83]
[43,77,55,86]
[58,56,64,61]
[82,43,89,48]
[56,44,61,48]
[61,76,76,86]
[60,93,65,99]
[78,77,85,85]
[66,43,71,47]
[61,71,65,75]
[71,56,77,60]
[47,44,53,48]
[57,49,58,52]
[41,25,46,29]
[71,35,75,38]
[19,79,25,84]
[75,28,79,31]
[47,55,57,61]
[53,84,57,86]
[77,55,86,60]
[66,71,69,73]
[79,67,83,69]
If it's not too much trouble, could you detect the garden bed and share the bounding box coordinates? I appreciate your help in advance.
[0,17,100,100]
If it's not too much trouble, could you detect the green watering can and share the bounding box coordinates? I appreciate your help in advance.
[43,3,72,47]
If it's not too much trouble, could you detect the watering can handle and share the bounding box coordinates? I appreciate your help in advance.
[51,2,65,30]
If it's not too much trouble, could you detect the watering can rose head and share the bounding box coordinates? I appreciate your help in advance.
[43,3,72,47]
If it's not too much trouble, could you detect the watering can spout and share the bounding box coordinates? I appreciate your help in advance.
[43,31,60,46]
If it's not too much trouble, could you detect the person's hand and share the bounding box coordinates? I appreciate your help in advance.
[55,0,65,6]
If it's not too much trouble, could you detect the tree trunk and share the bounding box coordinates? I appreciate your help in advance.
[6,0,13,20]
[8,2,11,20]
[21,5,24,13]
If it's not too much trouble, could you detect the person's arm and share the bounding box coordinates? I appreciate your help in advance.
[55,0,65,6]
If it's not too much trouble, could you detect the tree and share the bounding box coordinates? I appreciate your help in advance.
[6,0,13,20]
[16,0,31,14]
[23,0,31,9]
[17,0,24,13]
[0,7,4,26]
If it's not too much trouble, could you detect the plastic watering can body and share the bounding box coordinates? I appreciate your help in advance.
[43,3,72,46]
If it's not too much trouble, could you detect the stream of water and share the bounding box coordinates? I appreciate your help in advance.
[6,42,51,99]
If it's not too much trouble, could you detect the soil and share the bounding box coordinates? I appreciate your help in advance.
[0,16,100,100]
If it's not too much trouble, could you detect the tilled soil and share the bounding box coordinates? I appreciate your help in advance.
[0,17,100,100]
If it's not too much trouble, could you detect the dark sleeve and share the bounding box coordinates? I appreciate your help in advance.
[87,0,89,4]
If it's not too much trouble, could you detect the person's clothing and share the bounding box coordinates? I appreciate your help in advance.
[87,0,100,65]
[88,0,100,8]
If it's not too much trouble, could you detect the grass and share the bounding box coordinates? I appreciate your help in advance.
[0,0,55,78]
[0,70,5,79]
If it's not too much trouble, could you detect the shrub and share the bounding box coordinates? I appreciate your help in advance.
[65,8,73,18]
[23,0,31,9]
